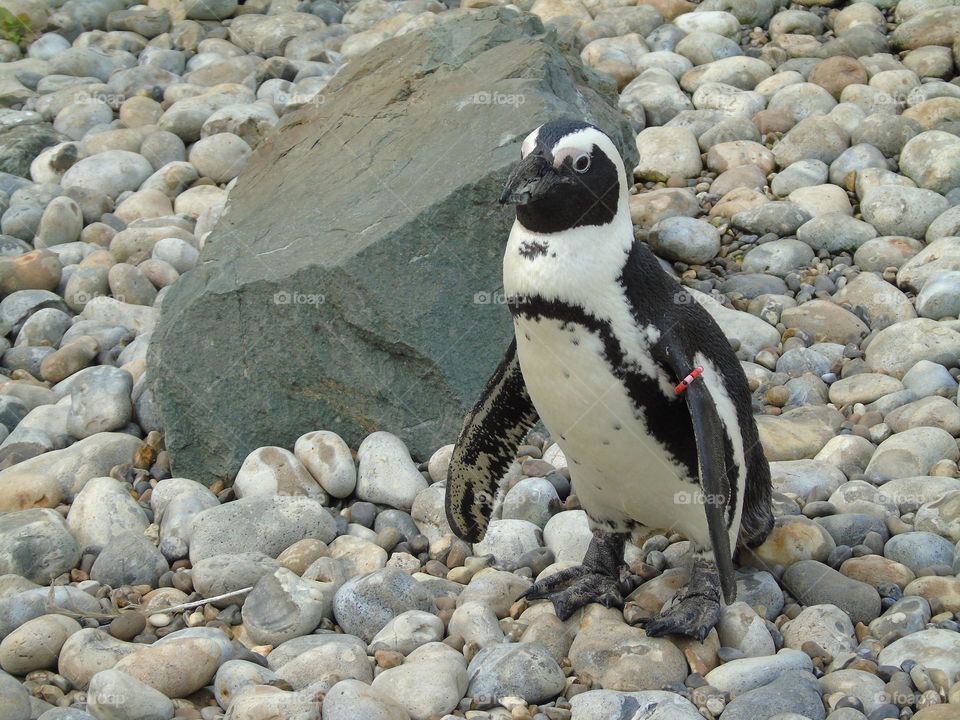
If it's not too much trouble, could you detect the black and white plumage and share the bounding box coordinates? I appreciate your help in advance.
[445,119,773,639]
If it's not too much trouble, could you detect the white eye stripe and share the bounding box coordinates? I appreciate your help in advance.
[552,145,589,168]
[521,127,540,159]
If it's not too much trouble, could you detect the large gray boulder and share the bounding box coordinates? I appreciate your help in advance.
[149,8,636,484]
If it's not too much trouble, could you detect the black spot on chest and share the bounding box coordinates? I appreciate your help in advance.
[518,240,549,260]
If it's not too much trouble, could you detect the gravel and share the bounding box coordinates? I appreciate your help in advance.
[0,1,958,718]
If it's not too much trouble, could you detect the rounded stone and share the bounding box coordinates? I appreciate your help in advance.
[356,431,428,510]
[634,126,703,181]
[113,637,221,698]
[809,56,868,100]
[648,216,721,265]
[242,568,333,646]
[65,366,134,439]
[188,132,252,184]
[35,195,83,249]
[0,614,82,675]
[883,532,956,575]
[0,508,80,583]
[293,430,357,498]
[332,568,436,643]
[861,186,949,239]
[899,130,960,195]
[466,642,565,707]
[234,445,328,502]
[60,150,154,200]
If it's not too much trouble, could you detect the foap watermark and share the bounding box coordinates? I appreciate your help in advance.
[473,289,510,305]
[472,290,535,306]
[273,290,325,306]
[76,91,127,107]
[86,690,128,706]
[456,90,525,111]
[274,89,326,110]
[674,489,727,508]
[673,288,724,308]
[73,291,139,306]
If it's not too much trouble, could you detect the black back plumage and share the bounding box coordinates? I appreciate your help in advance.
[618,241,774,548]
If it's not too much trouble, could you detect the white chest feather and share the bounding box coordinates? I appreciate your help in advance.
[503,213,733,545]
[513,313,718,545]
[491,123,750,556]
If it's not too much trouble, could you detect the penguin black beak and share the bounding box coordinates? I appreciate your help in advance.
[499,153,551,206]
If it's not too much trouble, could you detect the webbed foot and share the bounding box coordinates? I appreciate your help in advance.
[522,565,623,620]
[643,556,722,642]
[520,529,625,621]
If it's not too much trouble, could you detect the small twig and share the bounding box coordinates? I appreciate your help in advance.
[156,586,254,614]
[42,584,255,621]
[44,584,118,621]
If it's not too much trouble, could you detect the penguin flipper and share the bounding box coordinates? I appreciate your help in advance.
[665,346,737,605]
[445,338,539,543]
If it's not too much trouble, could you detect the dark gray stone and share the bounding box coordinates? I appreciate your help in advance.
[467,642,565,707]
[192,552,280,604]
[1,204,43,241]
[0,395,28,432]
[735,568,784,620]
[332,567,435,643]
[2,346,54,377]
[149,7,638,483]
[719,273,789,299]
[189,496,337,562]
[868,596,931,645]
[815,513,889,548]
[374,509,420,542]
[783,559,882,624]
[732,202,812,236]
[0,509,80,584]
[0,669,30,720]
[0,124,69,178]
[883,531,956,575]
[306,0,343,25]
[720,670,825,720]
[49,0,126,38]
[776,348,831,378]
[0,235,30,256]
[850,115,921,158]
[0,173,31,198]
[0,290,70,336]
[89,531,169,587]
[0,587,101,640]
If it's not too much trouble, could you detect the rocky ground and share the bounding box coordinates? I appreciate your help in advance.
[0,0,959,719]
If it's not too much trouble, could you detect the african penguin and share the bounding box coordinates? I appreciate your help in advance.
[445,118,773,640]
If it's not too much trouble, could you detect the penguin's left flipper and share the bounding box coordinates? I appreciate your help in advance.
[445,339,540,543]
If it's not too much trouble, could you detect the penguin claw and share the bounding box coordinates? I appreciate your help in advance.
[521,565,623,621]
[643,591,721,642]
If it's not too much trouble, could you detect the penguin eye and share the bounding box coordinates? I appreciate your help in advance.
[572,153,591,173]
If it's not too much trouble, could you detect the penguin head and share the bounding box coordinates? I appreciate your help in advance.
[500,119,628,234]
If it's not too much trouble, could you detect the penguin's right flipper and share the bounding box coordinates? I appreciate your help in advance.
[445,338,539,543]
